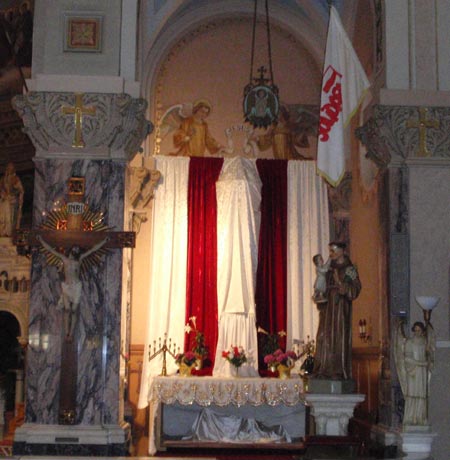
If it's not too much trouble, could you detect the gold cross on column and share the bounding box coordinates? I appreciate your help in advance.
[406,107,439,157]
[61,93,96,148]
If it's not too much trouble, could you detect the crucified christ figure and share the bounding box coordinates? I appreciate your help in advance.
[37,234,108,341]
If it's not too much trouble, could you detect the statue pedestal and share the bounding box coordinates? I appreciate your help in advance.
[400,427,437,460]
[13,423,130,456]
[308,378,355,394]
[304,393,365,436]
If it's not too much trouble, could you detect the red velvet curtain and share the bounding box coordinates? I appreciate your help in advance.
[255,159,288,354]
[185,157,224,372]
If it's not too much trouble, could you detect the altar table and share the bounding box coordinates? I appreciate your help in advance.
[147,375,306,454]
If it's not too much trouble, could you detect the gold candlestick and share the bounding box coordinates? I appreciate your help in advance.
[148,333,178,376]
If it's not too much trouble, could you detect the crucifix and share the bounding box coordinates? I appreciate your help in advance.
[14,176,135,424]
[255,65,270,85]
[406,107,439,157]
[61,93,96,148]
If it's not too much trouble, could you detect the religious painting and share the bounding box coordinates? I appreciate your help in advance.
[0,0,34,94]
[251,104,319,160]
[63,13,102,53]
[156,99,319,160]
[152,19,322,160]
[243,84,279,128]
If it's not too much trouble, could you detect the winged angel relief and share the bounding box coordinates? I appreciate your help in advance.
[156,100,319,158]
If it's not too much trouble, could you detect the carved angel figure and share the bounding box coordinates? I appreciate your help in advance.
[394,319,435,427]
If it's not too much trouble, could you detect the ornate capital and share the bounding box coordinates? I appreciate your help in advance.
[358,105,450,166]
[355,115,391,169]
[12,92,153,161]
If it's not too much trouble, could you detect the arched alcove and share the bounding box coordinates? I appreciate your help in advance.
[0,311,23,413]
[139,1,329,157]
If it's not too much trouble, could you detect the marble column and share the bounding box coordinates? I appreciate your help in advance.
[357,104,449,457]
[11,91,151,456]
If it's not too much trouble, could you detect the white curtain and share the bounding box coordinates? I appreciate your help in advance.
[138,158,330,408]
[213,157,261,377]
[137,156,190,409]
[287,161,330,349]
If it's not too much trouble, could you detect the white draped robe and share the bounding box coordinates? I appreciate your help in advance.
[213,157,261,377]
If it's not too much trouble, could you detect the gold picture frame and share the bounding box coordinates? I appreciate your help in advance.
[63,13,103,53]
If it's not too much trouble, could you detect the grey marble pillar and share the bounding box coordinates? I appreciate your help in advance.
[11,91,151,455]
[357,104,450,454]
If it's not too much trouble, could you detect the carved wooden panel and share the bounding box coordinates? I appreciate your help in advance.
[127,344,147,431]
[352,346,381,423]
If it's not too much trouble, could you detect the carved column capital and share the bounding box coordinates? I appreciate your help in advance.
[355,113,391,169]
[12,92,153,161]
[357,105,450,167]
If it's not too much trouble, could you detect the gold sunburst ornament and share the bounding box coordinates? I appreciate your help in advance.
[38,177,111,276]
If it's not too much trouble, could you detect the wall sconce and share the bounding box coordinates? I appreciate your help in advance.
[358,318,371,343]
[415,296,440,325]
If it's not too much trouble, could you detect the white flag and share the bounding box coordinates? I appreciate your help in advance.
[317,6,370,186]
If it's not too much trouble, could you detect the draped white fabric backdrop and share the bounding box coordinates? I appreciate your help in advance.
[287,161,330,350]
[138,157,189,408]
[138,157,329,408]
[213,157,261,377]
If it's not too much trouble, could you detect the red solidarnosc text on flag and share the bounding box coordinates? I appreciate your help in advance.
[319,65,343,142]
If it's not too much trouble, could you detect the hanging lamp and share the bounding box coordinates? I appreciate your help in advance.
[243,0,279,129]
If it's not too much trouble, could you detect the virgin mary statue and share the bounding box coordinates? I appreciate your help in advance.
[213,157,261,377]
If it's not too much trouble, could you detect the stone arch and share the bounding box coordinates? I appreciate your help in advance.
[138,0,328,156]
[0,305,28,346]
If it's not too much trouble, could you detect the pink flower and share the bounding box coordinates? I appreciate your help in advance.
[286,350,297,360]
[184,351,196,361]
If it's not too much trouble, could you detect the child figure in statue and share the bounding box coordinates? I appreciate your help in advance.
[312,253,329,304]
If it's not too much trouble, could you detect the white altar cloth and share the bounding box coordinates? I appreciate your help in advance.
[147,376,306,454]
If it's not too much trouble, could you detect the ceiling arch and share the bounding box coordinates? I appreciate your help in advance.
[139,0,331,104]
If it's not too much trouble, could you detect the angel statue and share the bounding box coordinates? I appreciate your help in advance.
[394,319,435,427]
[37,234,108,342]
[158,100,230,157]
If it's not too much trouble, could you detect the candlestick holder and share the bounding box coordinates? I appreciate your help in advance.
[358,318,371,343]
[148,333,178,376]
[415,296,440,325]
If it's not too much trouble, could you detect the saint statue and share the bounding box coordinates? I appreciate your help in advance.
[312,241,361,380]
[37,235,108,341]
[394,319,435,427]
[0,162,24,237]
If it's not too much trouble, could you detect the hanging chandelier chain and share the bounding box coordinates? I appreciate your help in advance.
[249,0,275,86]
[265,0,275,85]
[244,0,279,128]
[249,0,258,84]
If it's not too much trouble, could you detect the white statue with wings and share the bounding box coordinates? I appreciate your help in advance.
[394,319,435,427]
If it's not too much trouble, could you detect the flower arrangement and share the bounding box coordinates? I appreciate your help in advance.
[264,348,298,369]
[222,346,247,368]
[185,316,208,359]
[257,326,287,357]
[175,350,197,366]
